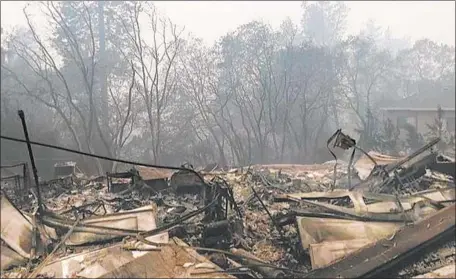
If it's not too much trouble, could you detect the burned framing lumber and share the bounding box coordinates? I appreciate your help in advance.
[304,204,455,278]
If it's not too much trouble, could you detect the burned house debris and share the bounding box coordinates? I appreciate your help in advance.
[0,111,455,278]
[0,163,29,206]
[53,162,85,180]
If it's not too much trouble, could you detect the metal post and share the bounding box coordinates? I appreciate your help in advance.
[18,110,43,213]
[22,163,27,189]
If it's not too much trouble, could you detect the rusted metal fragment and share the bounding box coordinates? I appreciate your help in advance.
[64,204,160,245]
[0,193,47,259]
[296,217,401,250]
[304,204,455,278]
[413,264,456,278]
[136,166,173,180]
[101,238,234,278]
[309,238,372,270]
[1,242,27,270]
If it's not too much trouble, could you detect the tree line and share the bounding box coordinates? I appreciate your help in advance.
[1,1,454,177]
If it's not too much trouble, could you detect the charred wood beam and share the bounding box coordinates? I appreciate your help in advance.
[230,248,285,278]
[303,204,455,278]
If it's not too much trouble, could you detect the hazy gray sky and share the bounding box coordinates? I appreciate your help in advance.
[1,1,455,46]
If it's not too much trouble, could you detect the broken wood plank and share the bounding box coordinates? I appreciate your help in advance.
[304,204,455,278]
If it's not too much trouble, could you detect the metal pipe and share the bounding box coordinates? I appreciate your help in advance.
[18,110,43,213]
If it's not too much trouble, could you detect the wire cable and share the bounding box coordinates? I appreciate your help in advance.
[0,134,206,183]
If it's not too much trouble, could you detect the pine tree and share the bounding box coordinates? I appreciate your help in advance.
[426,105,454,152]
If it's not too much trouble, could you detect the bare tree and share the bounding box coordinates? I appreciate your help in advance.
[116,2,183,164]
[2,3,139,174]
[336,36,394,148]
[178,38,231,166]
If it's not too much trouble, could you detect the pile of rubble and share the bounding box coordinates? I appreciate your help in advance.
[1,134,455,278]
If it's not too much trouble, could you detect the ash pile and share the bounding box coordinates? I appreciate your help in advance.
[1,130,455,278]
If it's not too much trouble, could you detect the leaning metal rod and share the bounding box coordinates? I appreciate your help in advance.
[326,130,340,191]
[250,186,285,240]
[346,147,357,190]
[1,135,225,235]
[18,110,43,214]
[28,215,81,279]
[0,134,228,232]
